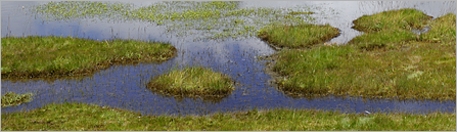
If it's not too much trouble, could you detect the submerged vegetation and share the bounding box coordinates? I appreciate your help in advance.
[1,36,176,79]
[264,9,456,100]
[2,103,455,131]
[1,92,33,107]
[147,67,235,100]
[33,1,329,40]
[257,24,340,49]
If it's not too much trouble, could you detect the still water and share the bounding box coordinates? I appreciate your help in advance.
[2,1,455,116]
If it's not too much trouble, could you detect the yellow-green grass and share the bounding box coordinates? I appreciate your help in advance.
[269,41,455,100]
[420,13,456,44]
[2,103,455,131]
[1,36,176,79]
[257,24,340,49]
[352,8,432,33]
[1,92,33,107]
[146,67,235,99]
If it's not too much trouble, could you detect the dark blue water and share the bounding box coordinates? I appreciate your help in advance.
[2,1,455,116]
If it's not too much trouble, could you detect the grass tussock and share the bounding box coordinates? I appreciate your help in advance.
[1,92,33,107]
[1,36,176,79]
[146,67,235,99]
[352,8,432,33]
[420,13,456,44]
[1,103,455,131]
[257,24,340,49]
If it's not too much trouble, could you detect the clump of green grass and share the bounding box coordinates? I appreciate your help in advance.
[269,41,455,100]
[352,8,432,33]
[2,103,455,131]
[1,92,33,107]
[147,67,235,99]
[420,13,456,44]
[1,36,176,79]
[257,24,340,49]
[348,29,418,50]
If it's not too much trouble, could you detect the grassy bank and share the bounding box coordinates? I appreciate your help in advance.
[257,24,340,49]
[263,10,456,100]
[1,36,176,79]
[2,103,455,131]
[1,92,33,107]
[146,67,235,100]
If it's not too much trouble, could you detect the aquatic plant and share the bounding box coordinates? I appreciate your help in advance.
[1,36,176,79]
[34,1,327,40]
[1,92,33,107]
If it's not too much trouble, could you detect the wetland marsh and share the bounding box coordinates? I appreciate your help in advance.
[1,1,456,131]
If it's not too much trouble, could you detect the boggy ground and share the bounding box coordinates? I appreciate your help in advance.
[1,36,177,79]
[261,9,456,101]
[146,67,235,102]
[2,103,455,131]
[1,92,33,108]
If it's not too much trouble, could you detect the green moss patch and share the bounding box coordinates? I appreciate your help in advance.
[420,13,456,44]
[257,24,340,49]
[352,8,432,33]
[1,36,176,79]
[1,92,33,107]
[2,103,455,131]
[147,67,235,99]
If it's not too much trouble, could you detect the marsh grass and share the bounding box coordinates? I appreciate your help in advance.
[288,11,315,15]
[420,13,456,44]
[146,67,235,99]
[34,1,326,40]
[351,8,432,33]
[1,103,455,131]
[257,24,340,49]
[1,36,176,79]
[1,92,33,107]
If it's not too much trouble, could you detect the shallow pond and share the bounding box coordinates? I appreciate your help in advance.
[1,1,455,116]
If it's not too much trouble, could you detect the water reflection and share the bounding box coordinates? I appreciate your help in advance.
[1,1,456,116]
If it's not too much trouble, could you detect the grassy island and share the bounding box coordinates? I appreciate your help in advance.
[1,36,177,79]
[146,67,235,99]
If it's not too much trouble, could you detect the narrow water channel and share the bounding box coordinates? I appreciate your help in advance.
[2,1,455,116]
